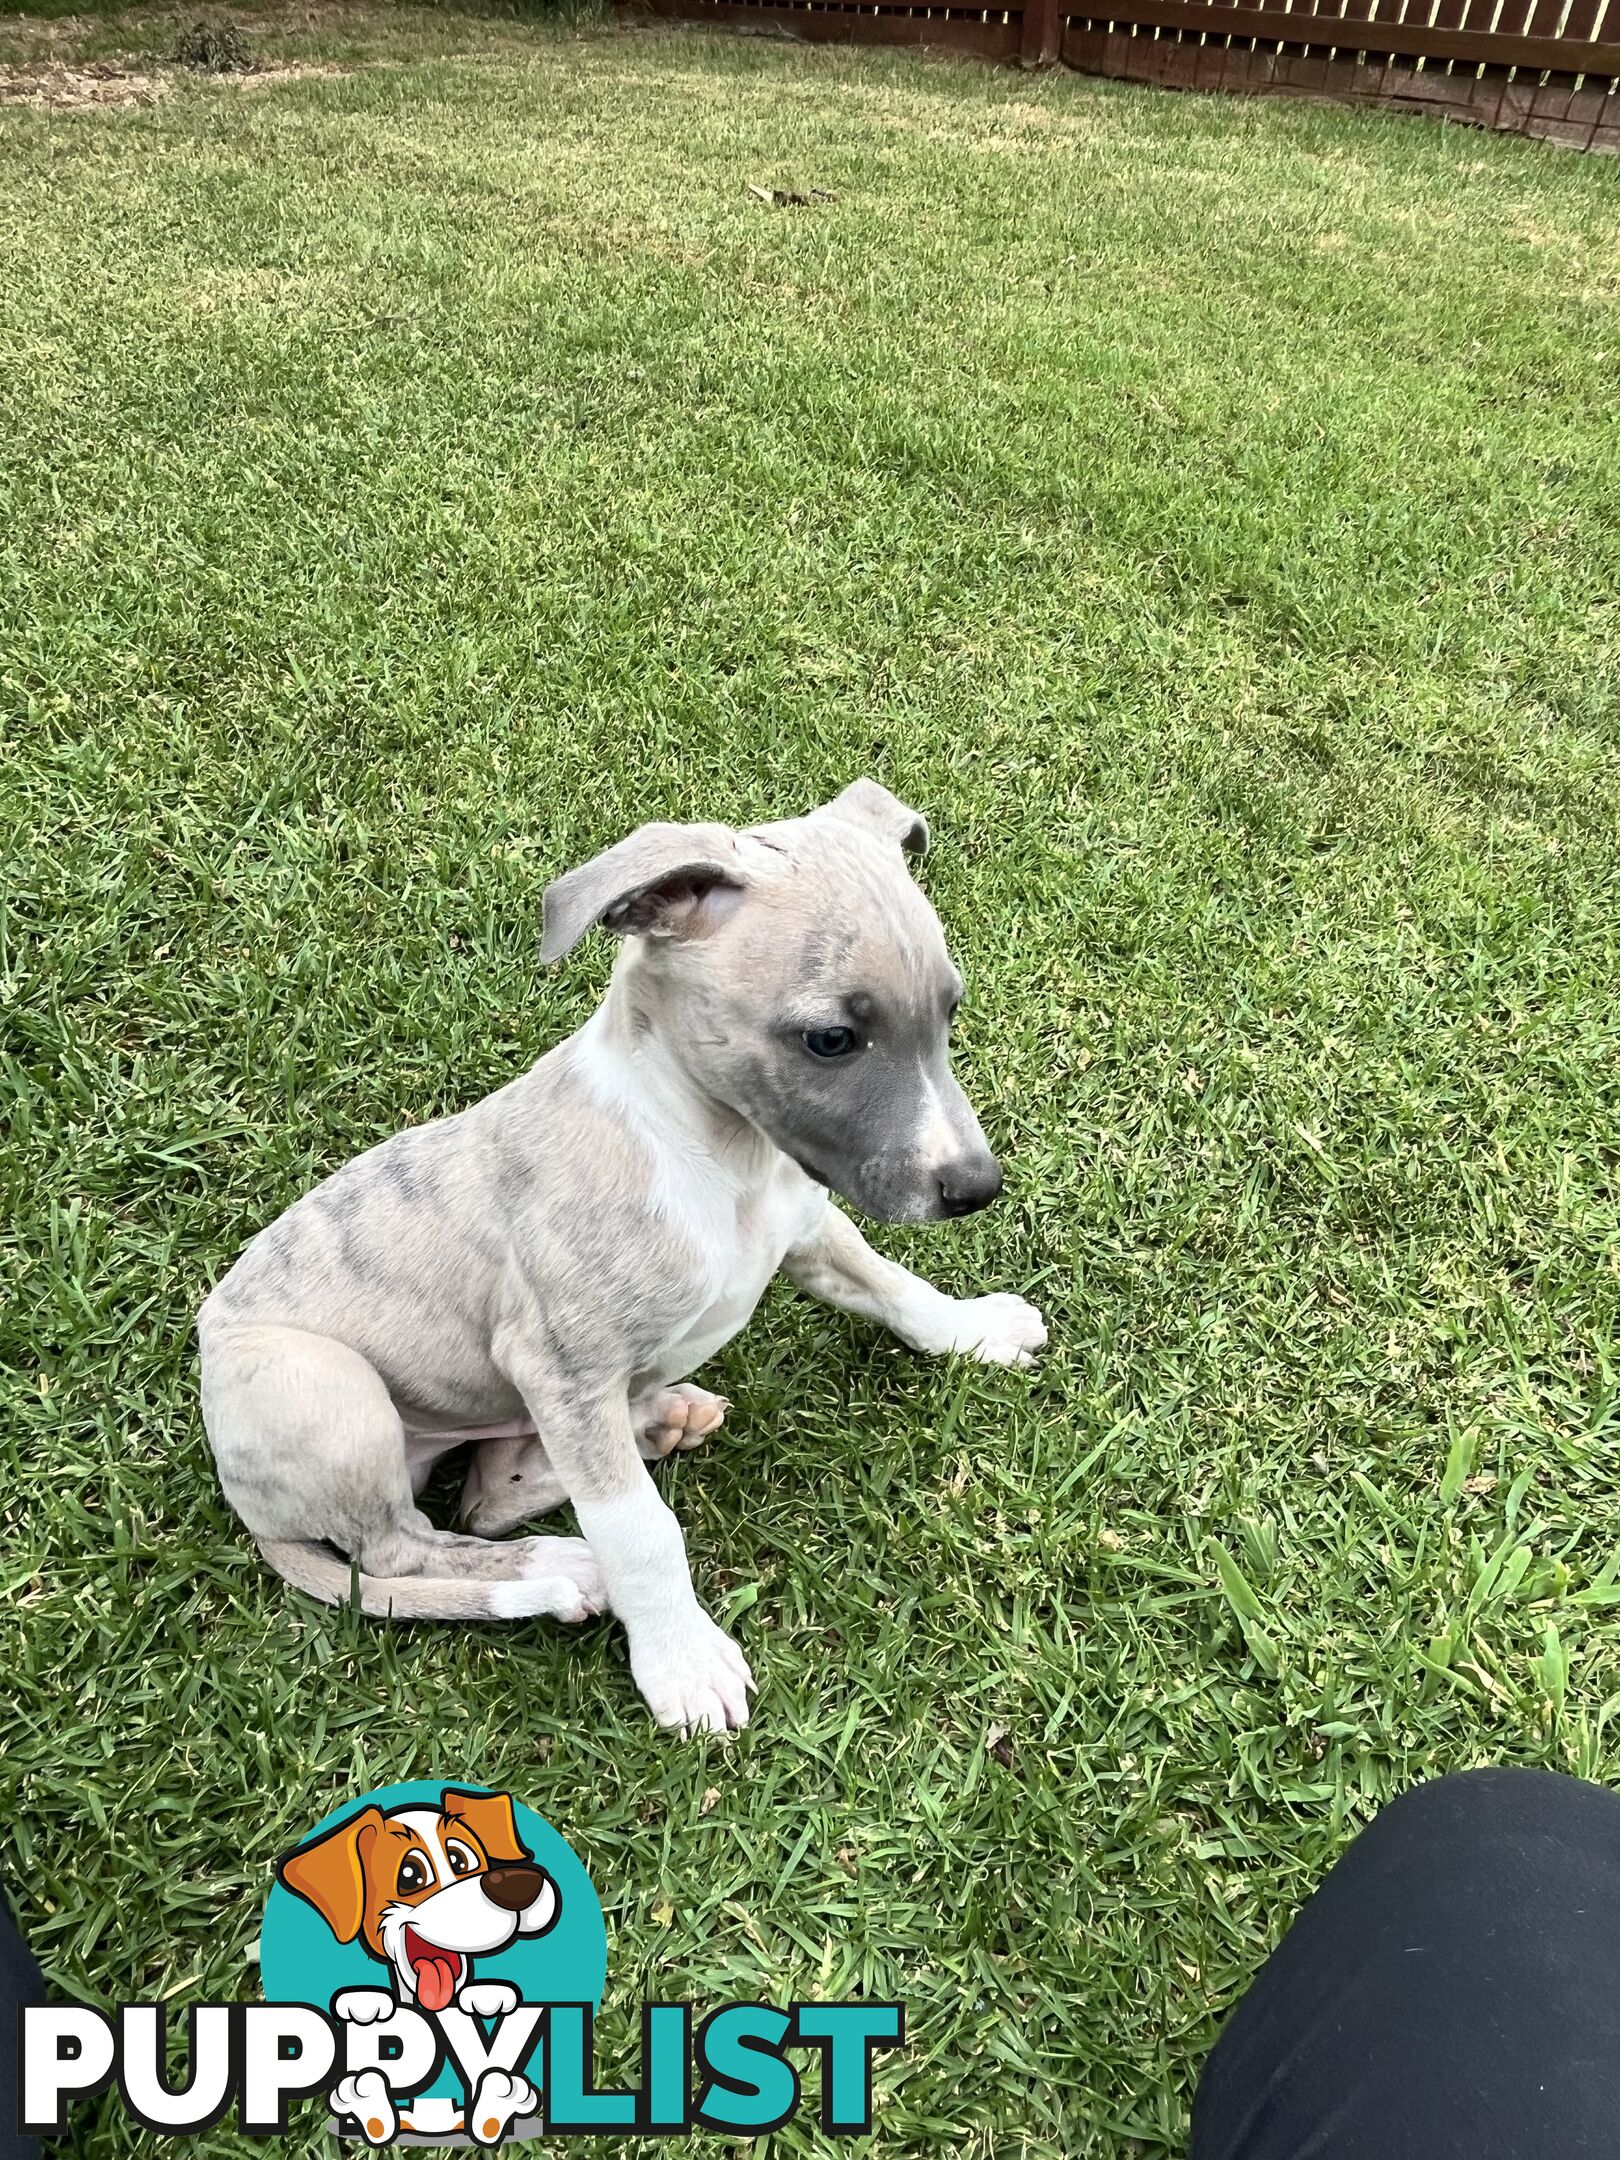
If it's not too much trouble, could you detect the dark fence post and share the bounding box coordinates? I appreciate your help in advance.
[1020,0,1062,65]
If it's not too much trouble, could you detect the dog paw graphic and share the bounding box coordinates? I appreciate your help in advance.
[936,1292,1047,1369]
[458,1980,520,2017]
[330,2070,397,2145]
[332,1988,398,2025]
[467,2068,538,2146]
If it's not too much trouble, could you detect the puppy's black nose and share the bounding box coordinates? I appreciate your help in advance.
[482,1865,546,1912]
[939,1158,1003,1216]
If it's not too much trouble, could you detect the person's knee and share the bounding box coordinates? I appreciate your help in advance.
[1193,1768,1620,2160]
[1363,1764,1618,1855]
[1315,1764,1620,1946]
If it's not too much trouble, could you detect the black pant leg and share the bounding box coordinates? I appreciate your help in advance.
[0,1884,44,2160]
[1192,1766,1620,2160]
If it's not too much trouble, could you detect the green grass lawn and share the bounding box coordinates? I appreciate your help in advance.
[4,6,1620,2151]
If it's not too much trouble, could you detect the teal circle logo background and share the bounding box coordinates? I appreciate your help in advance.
[261,1780,606,2079]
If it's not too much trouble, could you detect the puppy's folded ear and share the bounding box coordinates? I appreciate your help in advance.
[441,1787,531,1866]
[821,778,929,857]
[540,821,745,964]
[276,1806,385,1944]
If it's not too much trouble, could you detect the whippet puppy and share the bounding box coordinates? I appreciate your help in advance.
[198,781,1046,1733]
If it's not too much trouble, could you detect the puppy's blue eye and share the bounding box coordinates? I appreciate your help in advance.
[803,1027,859,1060]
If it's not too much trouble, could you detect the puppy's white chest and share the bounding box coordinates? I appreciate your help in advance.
[651,1160,824,1383]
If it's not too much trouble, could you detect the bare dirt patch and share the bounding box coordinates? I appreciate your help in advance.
[230,58,353,87]
[0,51,352,108]
[0,58,170,107]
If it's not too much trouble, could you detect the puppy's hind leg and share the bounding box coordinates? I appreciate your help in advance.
[632,1382,728,1460]
[460,1433,570,1536]
[199,1323,605,1622]
[461,1387,729,1535]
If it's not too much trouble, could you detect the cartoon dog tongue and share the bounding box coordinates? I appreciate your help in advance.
[407,1933,463,2012]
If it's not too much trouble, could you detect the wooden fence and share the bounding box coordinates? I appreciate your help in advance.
[623,0,1620,149]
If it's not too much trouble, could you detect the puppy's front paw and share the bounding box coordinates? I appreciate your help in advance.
[332,1988,397,2026]
[459,1980,520,2018]
[631,1610,754,1736]
[331,2070,397,2145]
[941,1293,1047,1369]
[468,2069,538,2147]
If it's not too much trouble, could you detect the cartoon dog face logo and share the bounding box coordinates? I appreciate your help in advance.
[277,1787,559,2011]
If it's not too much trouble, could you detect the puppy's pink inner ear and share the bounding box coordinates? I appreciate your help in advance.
[607,871,743,940]
[685,880,746,935]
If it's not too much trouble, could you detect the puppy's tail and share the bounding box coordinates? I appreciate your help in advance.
[256,1539,596,1622]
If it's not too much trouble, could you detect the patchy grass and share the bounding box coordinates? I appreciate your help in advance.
[3,8,1620,2154]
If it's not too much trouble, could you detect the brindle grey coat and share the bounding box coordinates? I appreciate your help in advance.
[198,782,1046,1733]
